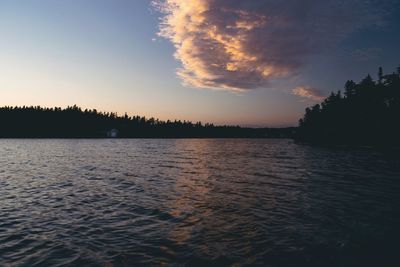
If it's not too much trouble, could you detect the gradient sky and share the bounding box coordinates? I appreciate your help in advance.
[1,0,399,126]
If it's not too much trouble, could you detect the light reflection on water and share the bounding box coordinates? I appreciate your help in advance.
[0,139,400,266]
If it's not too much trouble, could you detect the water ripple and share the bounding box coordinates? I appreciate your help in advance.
[0,139,400,266]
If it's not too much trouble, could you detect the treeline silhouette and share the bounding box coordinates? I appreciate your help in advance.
[0,105,294,138]
[296,66,400,145]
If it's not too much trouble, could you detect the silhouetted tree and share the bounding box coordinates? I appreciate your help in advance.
[344,80,356,98]
[0,106,294,138]
[296,66,400,146]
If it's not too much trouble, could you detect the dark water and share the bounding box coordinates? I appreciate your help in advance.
[1,139,400,267]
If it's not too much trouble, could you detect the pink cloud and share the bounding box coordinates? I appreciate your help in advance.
[292,86,325,101]
[154,0,394,91]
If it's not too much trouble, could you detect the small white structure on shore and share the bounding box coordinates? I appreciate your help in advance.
[107,128,119,138]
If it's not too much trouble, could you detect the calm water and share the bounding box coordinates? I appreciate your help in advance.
[1,139,400,267]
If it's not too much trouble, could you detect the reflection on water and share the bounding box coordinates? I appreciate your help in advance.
[0,139,400,266]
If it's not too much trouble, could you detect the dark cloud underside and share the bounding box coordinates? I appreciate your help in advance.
[155,0,395,91]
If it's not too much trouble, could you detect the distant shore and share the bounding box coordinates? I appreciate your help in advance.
[0,105,295,139]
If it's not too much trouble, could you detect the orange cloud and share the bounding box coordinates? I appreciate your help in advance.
[154,0,394,91]
[292,86,325,101]
[154,0,292,91]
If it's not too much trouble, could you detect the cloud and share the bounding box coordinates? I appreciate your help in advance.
[292,86,325,101]
[154,0,394,91]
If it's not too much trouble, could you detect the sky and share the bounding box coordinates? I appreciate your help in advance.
[0,0,399,127]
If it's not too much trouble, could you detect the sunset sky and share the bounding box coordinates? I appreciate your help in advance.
[1,0,399,126]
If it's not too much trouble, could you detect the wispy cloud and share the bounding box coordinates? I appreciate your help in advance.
[292,86,325,101]
[154,0,394,91]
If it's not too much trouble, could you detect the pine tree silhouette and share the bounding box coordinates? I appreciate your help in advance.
[0,106,294,138]
[296,66,400,146]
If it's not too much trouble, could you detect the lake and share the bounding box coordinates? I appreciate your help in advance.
[1,139,399,266]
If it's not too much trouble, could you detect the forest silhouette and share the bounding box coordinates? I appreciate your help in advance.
[1,65,398,141]
[0,105,294,138]
[296,65,400,146]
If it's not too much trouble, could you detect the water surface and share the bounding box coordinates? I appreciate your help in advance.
[1,139,399,266]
